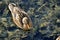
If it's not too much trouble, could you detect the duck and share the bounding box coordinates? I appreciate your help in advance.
[8,3,33,30]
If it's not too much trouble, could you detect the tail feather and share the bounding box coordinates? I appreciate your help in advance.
[23,24,31,30]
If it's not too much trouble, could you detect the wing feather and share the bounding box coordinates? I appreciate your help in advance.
[13,7,33,30]
[8,3,33,30]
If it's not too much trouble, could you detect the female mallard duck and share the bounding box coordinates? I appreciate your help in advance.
[8,3,33,30]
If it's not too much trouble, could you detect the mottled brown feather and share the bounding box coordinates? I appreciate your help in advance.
[8,3,33,30]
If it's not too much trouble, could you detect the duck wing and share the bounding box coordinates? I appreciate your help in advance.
[13,7,32,30]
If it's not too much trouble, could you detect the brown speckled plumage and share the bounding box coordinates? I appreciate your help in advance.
[8,3,33,30]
